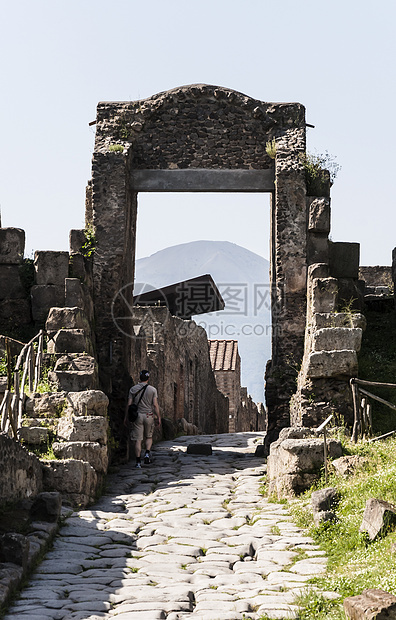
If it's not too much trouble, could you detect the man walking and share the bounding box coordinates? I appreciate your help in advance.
[126,370,161,468]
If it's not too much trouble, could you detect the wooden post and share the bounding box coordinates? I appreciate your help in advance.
[367,402,373,436]
[351,380,360,443]
[323,425,328,484]
[33,331,44,393]
[17,347,31,430]
[5,337,12,391]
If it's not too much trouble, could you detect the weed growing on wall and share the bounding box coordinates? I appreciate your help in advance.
[109,144,124,153]
[300,151,341,196]
[82,225,96,259]
[265,138,277,159]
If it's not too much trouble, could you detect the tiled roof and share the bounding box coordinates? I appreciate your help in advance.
[209,340,239,371]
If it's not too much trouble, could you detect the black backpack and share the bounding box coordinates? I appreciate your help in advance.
[128,385,148,423]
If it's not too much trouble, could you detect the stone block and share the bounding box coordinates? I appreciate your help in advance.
[57,414,108,445]
[337,278,365,312]
[312,312,366,331]
[22,417,59,433]
[45,307,90,331]
[306,350,358,378]
[25,392,68,417]
[0,434,43,503]
[49,354,98,391]
[311,487,339,513]
[17,426,49,445]
[47,329,92,355]
[313,510,336,526]
[308,263,329,281]
[69,229,86,254]
[65,390,109,417]
[331,455,368,476]
[52,441,108,473]
[65,278,84,309]
[278,427,315,441]
[359,498,396,541]
[69,252,86,280]
[268,471,319,498]
[31,285,64,323]
[308,197,331,233]
[161,417,177,440]
[0,534,29,570]
[268,437,342,478]
[30,492,62,523]
[0,228,25,264]
[0,265,25,299]
[0,299,31,326]
[186,443,212,456]
[267,432,342,497]
[254,444,266,458]
[312,327,362,352]
[311,278,338,313]
[344,588,396,619]
[34,251,69,286]
[329,242,360,279]
[42,459,97,507]
[392,248,396,285]
[308,233,329,265]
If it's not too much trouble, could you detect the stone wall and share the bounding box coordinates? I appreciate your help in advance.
[90,84,308,435]
[0,433,43,503]
[238,388,266,433]
[359,266,393,290]
[290,257,366,428]
[0,229,32,336]
[128,306,229,435]
[393,249,396,307]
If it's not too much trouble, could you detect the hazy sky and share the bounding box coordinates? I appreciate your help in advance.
[1,0,395,265]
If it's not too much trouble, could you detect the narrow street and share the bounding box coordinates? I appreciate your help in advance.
[4,432,331,620]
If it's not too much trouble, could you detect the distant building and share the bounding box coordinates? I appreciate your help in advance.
[209,339,266,433]
[209,340,240,432]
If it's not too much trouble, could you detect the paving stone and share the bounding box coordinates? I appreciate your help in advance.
[2,432,329,620]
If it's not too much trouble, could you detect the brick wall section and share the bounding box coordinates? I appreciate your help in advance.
[359,266,393,289]
[0,433,43,503]
[129,307,229,435]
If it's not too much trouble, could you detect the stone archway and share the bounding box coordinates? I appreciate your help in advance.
[88,84,308,433]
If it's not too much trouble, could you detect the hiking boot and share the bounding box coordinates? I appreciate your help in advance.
[135,461,141,468]
[144,453,152,465]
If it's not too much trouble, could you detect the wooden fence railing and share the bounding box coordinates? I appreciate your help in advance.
[0,330,45,439]
[350,377,396,442]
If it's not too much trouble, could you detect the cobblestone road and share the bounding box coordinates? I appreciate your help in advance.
[4,432,333,620]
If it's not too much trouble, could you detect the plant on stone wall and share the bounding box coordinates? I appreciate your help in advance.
[300,151,341,196]
[82,225,96,259]
[109,144,124,153]
[265,138,277,159]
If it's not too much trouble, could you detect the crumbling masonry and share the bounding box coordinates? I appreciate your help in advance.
[1,83,389,506]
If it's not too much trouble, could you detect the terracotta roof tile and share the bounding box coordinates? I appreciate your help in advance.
[209,340,239,371]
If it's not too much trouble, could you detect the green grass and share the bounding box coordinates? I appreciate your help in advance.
[288,435,396,618]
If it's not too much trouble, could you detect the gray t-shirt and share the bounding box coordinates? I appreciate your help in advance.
[129,383,158,417]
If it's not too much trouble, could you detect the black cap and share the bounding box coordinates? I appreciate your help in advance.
[140,370,150,381]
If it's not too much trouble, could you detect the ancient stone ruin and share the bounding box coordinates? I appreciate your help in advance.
[1,83,395,509]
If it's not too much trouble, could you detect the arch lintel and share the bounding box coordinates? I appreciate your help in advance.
[130,168,275,193]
